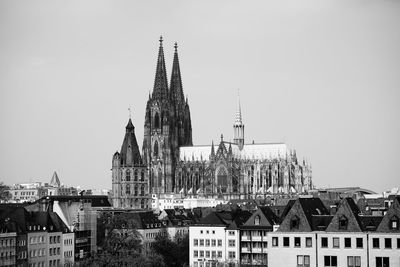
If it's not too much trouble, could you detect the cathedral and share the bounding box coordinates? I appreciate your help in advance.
[111,37,312,208]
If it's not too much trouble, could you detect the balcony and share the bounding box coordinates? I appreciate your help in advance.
[251,236,262,242]
[252,247,262,254]
[241,247,251,253]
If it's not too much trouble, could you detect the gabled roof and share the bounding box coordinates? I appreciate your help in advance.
[197,212,227,226]
[196,210,251,229]
[326,198,363,232]
[359,215,383,232]
[311,215,333,231]
[241,206,280,230]
[277,197,330,232]
[376,196,400,232]
[0,206,70,234]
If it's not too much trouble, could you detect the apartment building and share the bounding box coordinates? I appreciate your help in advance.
[189,209,251,267]
[240,206,280,266]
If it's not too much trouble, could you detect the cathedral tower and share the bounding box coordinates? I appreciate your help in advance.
[143,37,192,194]
[233,93,245,150]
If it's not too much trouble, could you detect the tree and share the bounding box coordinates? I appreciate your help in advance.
[87,212,144,266]
[0,182,11,202]
[152,229,189,267]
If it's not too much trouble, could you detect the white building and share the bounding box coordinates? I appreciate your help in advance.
[189,210,251,267]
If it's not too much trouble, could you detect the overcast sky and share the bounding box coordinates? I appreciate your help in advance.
[1,0,399,193]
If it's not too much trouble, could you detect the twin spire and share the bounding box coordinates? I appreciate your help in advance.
[152,36,184,105]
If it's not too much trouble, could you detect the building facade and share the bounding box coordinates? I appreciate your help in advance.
[112,37,312,206]
[112,118,149,209]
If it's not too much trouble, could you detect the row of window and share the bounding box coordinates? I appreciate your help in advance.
[49,236,61,244]
[17,251,27,259]
[295,255,390,267]
[193,250,223,258]
[29,262,45,267]
[124,169,145,182]
[272,236,313,247]
[193,239,223,247]
[241,230,269,238]
[372,237,400,249]
[241,241,267,249]
[29,236,45,244]
[49,259,61,267]
[0,239,15,247]
[63,239,73,246]
[29,248,46,258]
[271,236,400,250]
[192,261,217,267]
[64,250,73,258]
[0,251,15,259]
[321,237,363,249]
[123,184,145,195]
[200,230,216,234]
[49,247,60,256]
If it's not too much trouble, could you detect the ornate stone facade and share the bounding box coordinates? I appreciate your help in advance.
[112,37,312,206]
[112,119,149,208]
[142,37,192,194]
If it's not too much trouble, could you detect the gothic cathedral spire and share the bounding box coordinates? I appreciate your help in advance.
[233,90,245,150]
[152,36,169,100]
[143,37,193,195]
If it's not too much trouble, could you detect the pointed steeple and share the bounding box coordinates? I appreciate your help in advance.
[233,90,245,150]
[121,118,142,166]
[50,171,61,187]
[170,42,185,106]
[235,90,243,126]
[152,36,169,100]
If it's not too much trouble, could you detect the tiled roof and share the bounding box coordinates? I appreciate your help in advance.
[311,215,333,231]
[298,198,330,228]
[359,215,383,231]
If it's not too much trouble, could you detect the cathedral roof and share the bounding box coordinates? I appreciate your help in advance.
[152,36,169,100]
[179,142,288,161]
[120,118,142,166]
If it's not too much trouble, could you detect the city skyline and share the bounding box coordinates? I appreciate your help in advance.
[1,0,399,193]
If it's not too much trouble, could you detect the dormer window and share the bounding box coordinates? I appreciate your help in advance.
[254,215,260,226]
[290,216,300,230]
[390,216,399,230]
[339,215,348,230]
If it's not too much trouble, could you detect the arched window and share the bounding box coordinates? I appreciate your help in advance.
[141,171,145,181]
[134,185,138,196]
[154,113,160,128]
[154,141,159,157]
[216,167,228,193]
[254,215,260,226]
[141,199,145,209]
[126,170,130,181]
[134,170,138,181]
[125,184,130,195]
